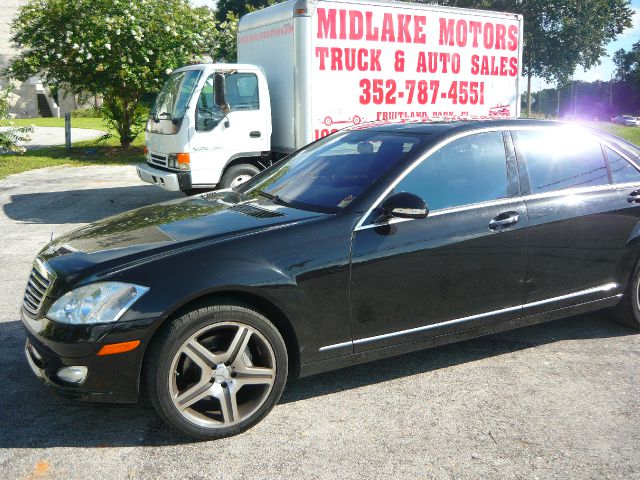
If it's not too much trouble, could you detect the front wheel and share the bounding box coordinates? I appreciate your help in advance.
[220,164,260,189]
[145,304,288,439]
[613,261,640,330]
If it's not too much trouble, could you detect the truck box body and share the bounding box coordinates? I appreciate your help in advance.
[239,0,523,153]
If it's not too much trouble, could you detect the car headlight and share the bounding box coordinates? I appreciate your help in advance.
[46,282,149,325]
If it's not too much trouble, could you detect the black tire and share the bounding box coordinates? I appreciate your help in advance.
[613,261,640,329]
[220,164,260,189]
[145,304,288,440]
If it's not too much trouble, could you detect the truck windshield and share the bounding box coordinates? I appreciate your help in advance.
[239,131,427,213]
[151,70,201,120]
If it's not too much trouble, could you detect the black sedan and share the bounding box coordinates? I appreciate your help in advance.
[21,119,640,439]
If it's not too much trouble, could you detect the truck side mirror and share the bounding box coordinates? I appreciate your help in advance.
[214,73,227,108]
[214,73,230,126]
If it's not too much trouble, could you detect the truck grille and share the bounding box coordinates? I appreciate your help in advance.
[149,152,168,168]
[23,259,56,316]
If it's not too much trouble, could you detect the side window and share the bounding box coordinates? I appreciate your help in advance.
[514,129,609,194]
[394,131,508,211]
[225,73,259,111]
[196,75,222,132]
[606,147,640,184]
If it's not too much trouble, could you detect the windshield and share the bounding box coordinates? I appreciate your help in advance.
[151,70,202,120]
[239,130,428,213]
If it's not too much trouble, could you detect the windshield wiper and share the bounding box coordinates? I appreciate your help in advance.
[257,190,292,207]
[157,112,178,124]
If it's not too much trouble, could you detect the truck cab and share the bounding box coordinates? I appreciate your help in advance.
[137,64,272,194]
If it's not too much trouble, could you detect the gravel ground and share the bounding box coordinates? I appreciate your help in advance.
[0,165,638,480]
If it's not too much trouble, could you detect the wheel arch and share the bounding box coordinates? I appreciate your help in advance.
[222,153,267,174]
[141,289,301,391]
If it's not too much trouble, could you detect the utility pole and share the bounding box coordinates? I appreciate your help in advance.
[557,82,561,119]
[610,73,614,107]
[538,80,542,116]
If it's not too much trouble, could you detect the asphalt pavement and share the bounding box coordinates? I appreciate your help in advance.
[0,165,638,479]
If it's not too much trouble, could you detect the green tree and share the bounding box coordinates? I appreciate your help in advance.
[613,48,633,81]
[432,0,633,115]
[214,12,240,62]
[9,0,219,147]
[214,0,273,23]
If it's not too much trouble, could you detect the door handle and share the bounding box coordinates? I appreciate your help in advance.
[250,131,261,138]
[489,212,519,230]
[627,190,640,203]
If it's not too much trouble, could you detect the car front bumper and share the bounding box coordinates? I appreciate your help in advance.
[136,163,191,192]
[21,309,154,403]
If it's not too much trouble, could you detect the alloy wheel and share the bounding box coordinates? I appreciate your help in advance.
[168,322,276,429]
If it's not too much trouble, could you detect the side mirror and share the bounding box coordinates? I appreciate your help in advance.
[214,73,227,108]
[380,192,428,219]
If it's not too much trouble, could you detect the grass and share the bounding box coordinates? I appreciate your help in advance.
[587,122,640,146]
[0,117,145,180]
[6,117,111,130]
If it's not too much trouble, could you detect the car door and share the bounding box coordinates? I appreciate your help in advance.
[350,130,528,352]
[511,127,630,314]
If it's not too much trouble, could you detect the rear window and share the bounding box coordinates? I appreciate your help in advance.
[514,129,609,194]
[606,146,640,184]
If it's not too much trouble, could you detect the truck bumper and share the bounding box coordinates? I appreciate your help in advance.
[136,163,191,192]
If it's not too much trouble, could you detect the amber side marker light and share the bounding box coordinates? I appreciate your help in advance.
[176,152,190,164]
[97,340,141,356]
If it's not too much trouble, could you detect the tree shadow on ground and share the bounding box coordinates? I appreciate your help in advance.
[2,186,181,224]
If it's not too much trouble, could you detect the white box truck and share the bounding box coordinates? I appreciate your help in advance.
[137,0,523,194]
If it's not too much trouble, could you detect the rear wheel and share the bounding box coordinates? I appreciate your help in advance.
[220,164,260,189]
[145,304,288,439]
[613,261,640,330]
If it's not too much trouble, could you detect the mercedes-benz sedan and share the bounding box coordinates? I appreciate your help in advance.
[21,119,640,439]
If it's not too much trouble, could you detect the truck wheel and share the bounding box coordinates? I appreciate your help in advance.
[220,164,260,189]
[145,304,288,440]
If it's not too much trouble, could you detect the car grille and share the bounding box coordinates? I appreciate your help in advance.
[149,152,168,168]
[229,203,284,218]
[23,259,56,316]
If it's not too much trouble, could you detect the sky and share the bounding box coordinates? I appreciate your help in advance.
[570,0,640,85]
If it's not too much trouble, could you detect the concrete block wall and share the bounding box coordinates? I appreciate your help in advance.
[0,0,59,118]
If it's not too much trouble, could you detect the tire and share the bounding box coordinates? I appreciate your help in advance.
[145,304,288,440]
[220,164,260,189]
[613,261,640,330]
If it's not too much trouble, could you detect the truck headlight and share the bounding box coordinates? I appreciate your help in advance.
[47,282,149,325]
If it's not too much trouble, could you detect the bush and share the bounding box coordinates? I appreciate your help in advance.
[70,107,101,118]
[0,81,33,153]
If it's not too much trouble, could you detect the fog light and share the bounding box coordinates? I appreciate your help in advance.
[56,366,88,384]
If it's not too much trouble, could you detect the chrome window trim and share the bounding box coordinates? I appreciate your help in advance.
[319,282,619,352]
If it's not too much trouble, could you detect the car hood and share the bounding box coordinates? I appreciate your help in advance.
[38,190,326,279]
